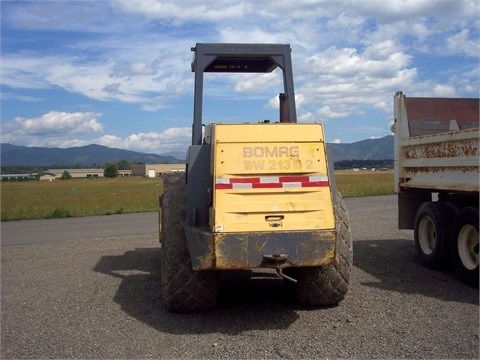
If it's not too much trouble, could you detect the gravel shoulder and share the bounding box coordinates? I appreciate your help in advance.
[1,195,478,359]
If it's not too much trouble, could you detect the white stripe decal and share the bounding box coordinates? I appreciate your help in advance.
[260,176,279,183]
[309,175,328,182]
[232,183,253,189]
[282,182,302,188]
[216,177,230,184]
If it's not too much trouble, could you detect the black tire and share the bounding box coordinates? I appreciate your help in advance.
[285,192,353,306]
[414,202,452,269]
[450,207,479,288]
[160,173,219,312]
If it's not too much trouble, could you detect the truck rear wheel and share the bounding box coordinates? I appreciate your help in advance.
[414,202,452,269]
[450,207,479,288]
[160,174,219,312]
[285,192,352,306]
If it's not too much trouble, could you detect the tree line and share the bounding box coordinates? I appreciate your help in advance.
[1,160,142,175]
[333,159,393,170]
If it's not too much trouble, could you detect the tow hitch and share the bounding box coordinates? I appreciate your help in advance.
[262,254,298,283]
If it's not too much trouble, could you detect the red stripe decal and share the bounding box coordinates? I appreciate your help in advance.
[230,177,260,184]
[302,181,330,187]
[252,182,283,188]
[215,183,233,189]
[215,177,329,189]
[279,176,309,183]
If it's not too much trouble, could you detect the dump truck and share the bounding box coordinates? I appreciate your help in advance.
[392,91,479,287]
[160,43,353,312]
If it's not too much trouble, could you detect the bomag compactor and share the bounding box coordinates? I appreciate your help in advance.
[160,43,352,312]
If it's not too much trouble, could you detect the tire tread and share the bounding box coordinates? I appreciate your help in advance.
[160,173,218,312]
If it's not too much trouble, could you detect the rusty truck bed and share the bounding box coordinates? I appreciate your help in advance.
[394,92,479,193]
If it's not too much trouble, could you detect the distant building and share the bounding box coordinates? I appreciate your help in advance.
[38,172,56,181]
[45,169,105,179]
[0,173,35,182]
[1,168,133,181]
[40,169,131,180]
[132,164,186,178]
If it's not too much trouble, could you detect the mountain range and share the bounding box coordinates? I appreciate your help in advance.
[0,143,180,167]
[0,135,393,167]
[327,135,393,161]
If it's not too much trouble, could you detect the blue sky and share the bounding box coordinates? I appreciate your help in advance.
[1,0,479,156]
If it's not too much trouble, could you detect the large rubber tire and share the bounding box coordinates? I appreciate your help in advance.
[285,192,353,306]
[414,202,452,269]
[450,207,479,288]
[160,173,219,312]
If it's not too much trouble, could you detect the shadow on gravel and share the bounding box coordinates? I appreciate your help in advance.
[354,239,479,305]
[94,247,300,335]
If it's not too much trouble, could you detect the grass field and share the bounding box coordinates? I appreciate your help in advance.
[1,177,164,221]
[335,170,394,198]
[1,171,394,221]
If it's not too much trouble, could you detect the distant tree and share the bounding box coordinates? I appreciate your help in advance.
[61,170,72,180]
[116,160,132,170]
[104,164,119,178]
[1,165,50,174]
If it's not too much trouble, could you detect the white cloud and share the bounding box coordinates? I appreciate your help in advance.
[317,105,352,120]
[219,27,285,44]
[97,127,191,154]
[349,0,477,22]
[130,61,158,76]
[111,0,250,24]
[110,0,478,27]
[0,92,43,103]
[294,45,417,122]
[1,56,60,89]
[234,72,282,93]
[431,84,457,97]
[95,134,123,148]
[1,109,191,154]
[3,0,141,33]
[6,111,102,135]
[1,47,191,111]
[1,0,478,153]
[3,0,476,109]
[445,28,480,58]
[1,111,103,147]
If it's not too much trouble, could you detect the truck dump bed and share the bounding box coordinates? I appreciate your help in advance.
[394,91,479,194]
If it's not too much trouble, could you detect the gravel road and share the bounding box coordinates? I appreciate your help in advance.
[1,195,478,359]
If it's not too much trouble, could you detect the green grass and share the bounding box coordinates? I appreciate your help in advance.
[1,171,394,221]
[1,177,164,221]
[335,170,394,198]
